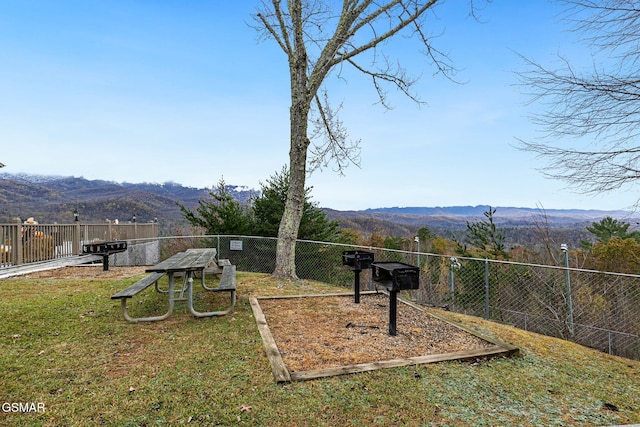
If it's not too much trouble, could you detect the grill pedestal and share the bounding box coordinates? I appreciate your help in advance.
[371,261,420,336]
[82,241,127,271]
[342,250,374,303]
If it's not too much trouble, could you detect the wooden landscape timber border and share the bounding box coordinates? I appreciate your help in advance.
[250,291,519,383]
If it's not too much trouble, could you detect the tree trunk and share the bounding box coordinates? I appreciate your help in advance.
[273,153,306,279]
[273,3,311,281]
[274,52,310,280]
[273,104,309,279]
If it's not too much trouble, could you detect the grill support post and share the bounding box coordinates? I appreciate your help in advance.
[389,290,398,336]
[342,251,374,305]
[371,261,420,336]
[82,241,127,271]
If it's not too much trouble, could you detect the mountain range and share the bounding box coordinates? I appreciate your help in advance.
[1,173,636,243]
[0,173,256,230]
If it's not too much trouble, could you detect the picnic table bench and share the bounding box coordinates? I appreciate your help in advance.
[110,271,166,300]
[111,248,236,322]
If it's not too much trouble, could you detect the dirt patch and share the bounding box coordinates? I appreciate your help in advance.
[258,292,494,373]
[22,266,147,279]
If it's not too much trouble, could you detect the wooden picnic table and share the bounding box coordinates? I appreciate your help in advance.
[111,248,236,322]
[147,248,217,275]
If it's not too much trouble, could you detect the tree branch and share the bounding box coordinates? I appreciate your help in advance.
[255,0,292,55]
[309,91,362,174]
[516,1,640,202]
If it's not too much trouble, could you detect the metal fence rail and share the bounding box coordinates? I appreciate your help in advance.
[161,235,639,361]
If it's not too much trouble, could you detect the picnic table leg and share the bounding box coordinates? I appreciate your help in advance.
[176,272,188,300]
[155,280,169,294]
[120,277,175,323]
[155,273,188,298]
[187,273,236,317]
[201,266,220,291]
[200,267,207,289]
[201,280,218,291]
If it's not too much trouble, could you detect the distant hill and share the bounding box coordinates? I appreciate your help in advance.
[0,173,257,232]
[357,205,638,226]
[363,205,634,218]
[326,205,640,248]
[329,204,637,227]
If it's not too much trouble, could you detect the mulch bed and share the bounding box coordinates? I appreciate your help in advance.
[258,292,496,373]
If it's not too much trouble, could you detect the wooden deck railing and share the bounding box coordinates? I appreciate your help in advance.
[0,220,158,267]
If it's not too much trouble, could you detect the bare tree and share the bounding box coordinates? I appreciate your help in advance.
[254,0,485,279]
[517,1,640,203]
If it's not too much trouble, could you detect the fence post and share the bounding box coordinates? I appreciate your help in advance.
[561,244,575,338]
[12,218,24,265]
[449,257,460,312]
[72,222,81,255]
[13,219,23,265]
[485,258,490,320]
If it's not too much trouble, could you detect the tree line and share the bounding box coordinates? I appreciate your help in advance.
[338,206,640,275]
[178,167,340,243]
[180,171,640,275]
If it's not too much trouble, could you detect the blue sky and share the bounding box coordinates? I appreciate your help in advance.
[0,1,635,211]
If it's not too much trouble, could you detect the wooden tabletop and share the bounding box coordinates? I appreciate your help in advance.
[146,248,217,273]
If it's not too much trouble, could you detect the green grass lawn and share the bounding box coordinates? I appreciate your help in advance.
[0,270,638,426]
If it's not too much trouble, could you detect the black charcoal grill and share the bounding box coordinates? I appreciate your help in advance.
[371,261,420,336]
[342,250,374,303]
[82,241,127,271]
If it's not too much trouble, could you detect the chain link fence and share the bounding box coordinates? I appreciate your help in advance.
[159,235,640,361]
